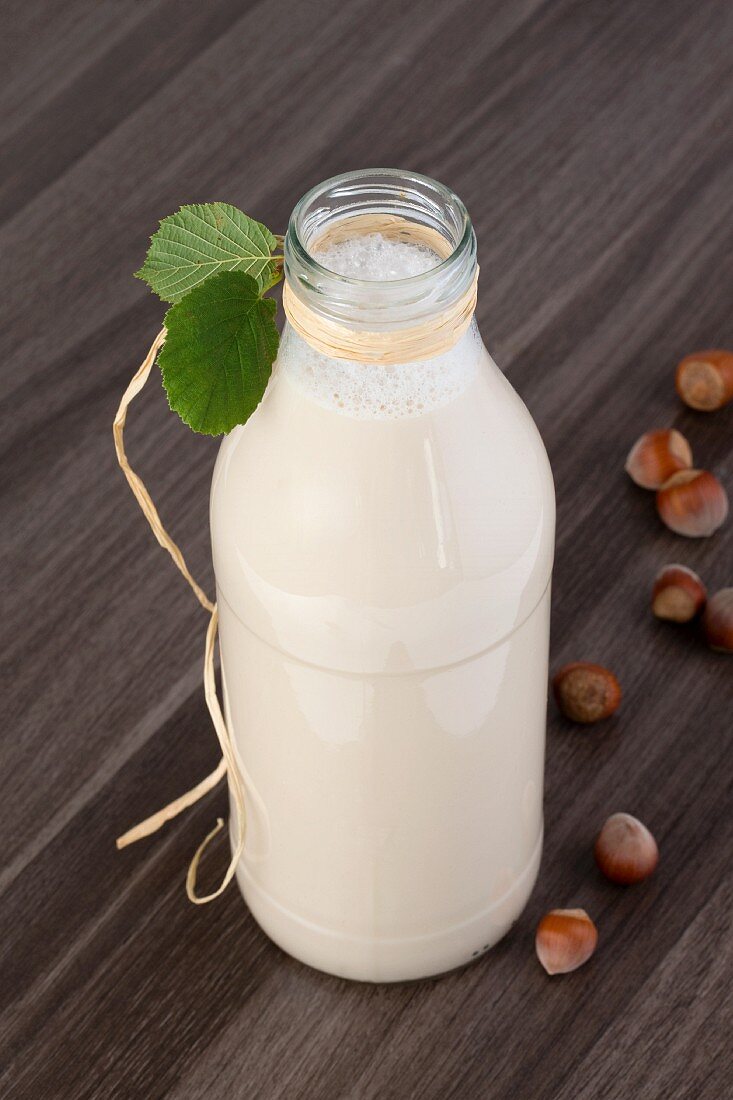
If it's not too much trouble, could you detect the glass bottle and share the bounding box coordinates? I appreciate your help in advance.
[210,169,555,981]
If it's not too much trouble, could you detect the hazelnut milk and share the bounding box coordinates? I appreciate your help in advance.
[210,176,555,981]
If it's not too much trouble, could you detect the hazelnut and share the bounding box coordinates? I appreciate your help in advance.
[702,588,733,653]
[651,564,706,622]
[625,429,693,490]
[675,350,733,412]
[594,813,659,885]
[535,909,598,975]
[552,662,621,724]
[656,469,729,537]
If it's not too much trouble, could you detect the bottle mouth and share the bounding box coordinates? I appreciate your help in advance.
[284,169,477,330]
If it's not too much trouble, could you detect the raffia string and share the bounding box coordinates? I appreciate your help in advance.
[114,218,477,902]
[282,214,479,365]
[113,327,246,904]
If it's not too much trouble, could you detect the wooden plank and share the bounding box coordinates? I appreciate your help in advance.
[565,876,733,1100]
[0,0,261,218]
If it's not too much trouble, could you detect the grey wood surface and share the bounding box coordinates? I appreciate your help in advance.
[1,1,732,1096]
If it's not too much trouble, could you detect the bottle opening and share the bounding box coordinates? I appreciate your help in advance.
[278,172,482,419]
[312,228,444,283]
[284,169,477,330]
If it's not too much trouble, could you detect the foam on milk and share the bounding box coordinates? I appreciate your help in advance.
[279,233,479,420]
[313,233,441,280]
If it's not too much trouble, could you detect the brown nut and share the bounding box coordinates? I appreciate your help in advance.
[651,564,706,622]
[535,909,598,975]
[675,350,733,412]
[625,429,693,490]
[552,662,622,724]
[656,469,729,537]
[702,588,733,653]
[594,813,659,885]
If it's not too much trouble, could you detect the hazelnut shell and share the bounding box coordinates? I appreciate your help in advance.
[536,909,598,975]
[594,813,659,885]
[656,469,729,537]
[651,564,706,622]
[703,589,733,653]
[552,662,622,724]
[625,429,692,490]
[675,350,733,411]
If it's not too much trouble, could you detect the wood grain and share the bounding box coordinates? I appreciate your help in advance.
[1,0,731,1096]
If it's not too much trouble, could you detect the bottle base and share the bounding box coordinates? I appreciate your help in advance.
[234,831,543,983]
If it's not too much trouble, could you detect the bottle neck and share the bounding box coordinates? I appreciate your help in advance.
[283,170,478,338]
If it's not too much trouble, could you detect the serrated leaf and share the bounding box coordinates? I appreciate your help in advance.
[158,271,279,436]
[135,203,278,303]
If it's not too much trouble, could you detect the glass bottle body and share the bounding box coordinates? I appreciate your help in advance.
[210,172,555,981]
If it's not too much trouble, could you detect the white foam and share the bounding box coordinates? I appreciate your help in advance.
[313,232,441,280]
[280,235,479,420]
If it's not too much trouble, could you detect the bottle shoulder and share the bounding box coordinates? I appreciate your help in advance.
[211,350,555,671]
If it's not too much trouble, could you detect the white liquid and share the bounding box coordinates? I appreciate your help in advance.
[211,237,555,981]
[313,232,441,280]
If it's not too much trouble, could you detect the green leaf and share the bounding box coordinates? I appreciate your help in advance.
[158,271,279,435]
[135,203,278,303]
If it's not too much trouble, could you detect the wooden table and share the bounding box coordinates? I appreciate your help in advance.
[2,1,731,1096]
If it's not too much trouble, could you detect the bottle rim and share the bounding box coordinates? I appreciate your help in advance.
[286,168,475,291]
[283,170,478,336]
